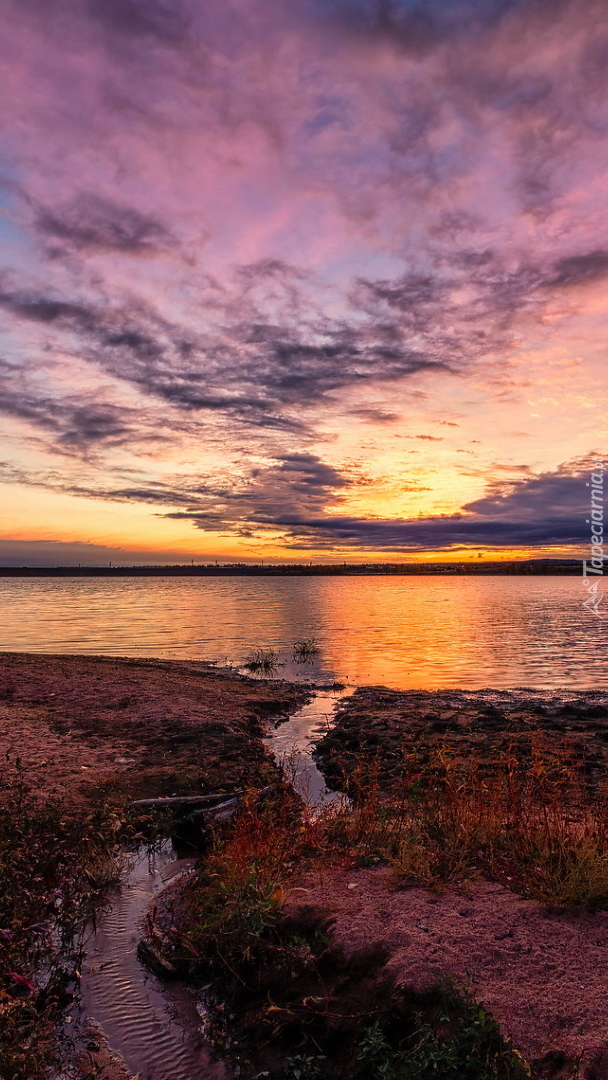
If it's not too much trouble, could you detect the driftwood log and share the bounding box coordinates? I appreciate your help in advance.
[132,785,280,847]
[131,791,243,809]
[131,784,277,812]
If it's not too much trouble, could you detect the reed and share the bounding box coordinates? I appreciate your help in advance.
[292,638,321,661]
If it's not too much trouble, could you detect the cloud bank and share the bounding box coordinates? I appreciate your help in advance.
[0,0,605,556]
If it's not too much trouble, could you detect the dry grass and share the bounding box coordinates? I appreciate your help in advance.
[326,749,608,906]
[176,750,608,984]
[0,758,130,1079]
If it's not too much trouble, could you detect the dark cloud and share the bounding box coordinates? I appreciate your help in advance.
[165,507,583,550]
[84,0,190,44]
[276,453,350,492]
[321,0,440,56]
[0,294,96,327]
[549,250,608,288]
[0,360,151,453]
[275,513,582,549]
[312,0,531,53]
[68,484,211,506]
[0,274,449,439]
[35,194,176,256]
[347,406,400,422]
[0,450,354,526]
[0,230,604,459]
[164,457,594,551]
[0,539,192,567]
[463,462,591,519]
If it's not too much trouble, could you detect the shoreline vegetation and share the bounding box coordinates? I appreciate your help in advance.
[0,559,582,576]
[2,656,608,1078]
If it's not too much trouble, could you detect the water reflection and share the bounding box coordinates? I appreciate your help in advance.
[0,575,605,689]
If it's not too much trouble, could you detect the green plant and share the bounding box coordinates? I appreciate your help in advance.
[358,989,530,1079]
[284,1052,327,1079]
[176,792,314,972]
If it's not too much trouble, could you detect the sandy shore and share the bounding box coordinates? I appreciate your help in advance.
[0,651,308,803]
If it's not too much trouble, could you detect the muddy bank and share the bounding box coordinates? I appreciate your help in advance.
[315,686,608,792]
[0,652,309,803]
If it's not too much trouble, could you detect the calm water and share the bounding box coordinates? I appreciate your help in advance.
[0,575,606,689]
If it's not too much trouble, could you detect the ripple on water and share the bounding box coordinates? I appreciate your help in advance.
[78,843,232,1080]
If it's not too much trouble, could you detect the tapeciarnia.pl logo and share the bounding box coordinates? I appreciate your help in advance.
[582,460,605,618]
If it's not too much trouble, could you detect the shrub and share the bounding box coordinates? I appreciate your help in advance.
[0,758,125,1079]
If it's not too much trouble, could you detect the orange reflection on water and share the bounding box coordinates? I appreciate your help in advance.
[0,575,603,689]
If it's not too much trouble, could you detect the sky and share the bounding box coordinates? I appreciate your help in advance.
[0,0,606,565]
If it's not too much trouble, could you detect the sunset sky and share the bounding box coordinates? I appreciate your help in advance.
[0,0,606,564]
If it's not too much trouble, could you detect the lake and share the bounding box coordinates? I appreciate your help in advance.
[0,574,605,689]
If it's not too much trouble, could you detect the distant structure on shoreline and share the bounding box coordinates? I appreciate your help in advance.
[0,560,581,576]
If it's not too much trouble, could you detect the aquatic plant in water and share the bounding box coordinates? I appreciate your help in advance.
[243,648,279,675]
[292,638,321,662]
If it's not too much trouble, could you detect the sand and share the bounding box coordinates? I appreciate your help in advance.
[0,651,308,802]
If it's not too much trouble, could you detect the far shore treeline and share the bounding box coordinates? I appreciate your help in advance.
[0,560,581,576]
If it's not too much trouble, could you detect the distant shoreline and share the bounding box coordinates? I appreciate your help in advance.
[0,559,582,577]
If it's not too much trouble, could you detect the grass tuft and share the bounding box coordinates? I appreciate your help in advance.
[243,648,280,675]
[292,639,321,662]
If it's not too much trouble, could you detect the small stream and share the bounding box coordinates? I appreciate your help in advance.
[265,689,352,810]
[78,846,230,1080]
[76,687,349,1080]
